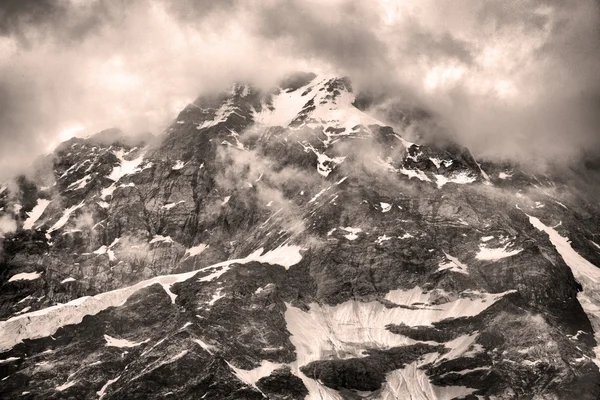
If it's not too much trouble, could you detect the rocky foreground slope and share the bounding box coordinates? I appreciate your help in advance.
[1,73,600,399]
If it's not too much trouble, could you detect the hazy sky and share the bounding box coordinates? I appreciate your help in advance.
[0,0,599,179]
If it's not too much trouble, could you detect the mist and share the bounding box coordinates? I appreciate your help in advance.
[0,0,599,180]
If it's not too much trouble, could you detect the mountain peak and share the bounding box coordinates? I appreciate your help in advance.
[1,70,600,399]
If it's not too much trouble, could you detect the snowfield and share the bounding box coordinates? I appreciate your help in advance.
[282,287,511,399]
[0,245,303,351]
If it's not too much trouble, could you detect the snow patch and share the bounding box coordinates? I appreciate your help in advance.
[380,361,475,400]
[376,235,392,245]
[23,199,51,230]
[67,175,91,191]
[185,243,208,258]
[172,160,185,170]
[399,168,431,182]
[162,200,185,210]
[193,338,217,355]
[308,186,330,204]
[60,277,76,284]
[476,244,522,261]
[438,252,469,274]
[56,381,77,391]
[107,150,145,182]
[0,357,20,364]
[104,334,149,348]
[229,360,284,387]
[149,235,173,245]
[48,201,84,233]
[252,245,304,269]
[97,376,120,399]
[435,171,477,188]
[8,272,42,282]
[340,227,362,240]
[528,215,600,367]
[0,248,304,351]
[284,288,507,398]
[208,288,225,306]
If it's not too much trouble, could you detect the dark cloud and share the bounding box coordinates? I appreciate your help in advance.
[0,0,599,180]
[0,0,122,47]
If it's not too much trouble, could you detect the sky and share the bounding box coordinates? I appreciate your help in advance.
[0,0,599,179]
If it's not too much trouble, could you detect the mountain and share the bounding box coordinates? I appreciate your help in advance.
[1,73,600,399]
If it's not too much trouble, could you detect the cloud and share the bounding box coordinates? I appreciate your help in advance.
[0,215,16,237]
[0,0,598,180]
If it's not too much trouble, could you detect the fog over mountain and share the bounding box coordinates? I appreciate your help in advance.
[0,0,599,180]
[2,2,600,399]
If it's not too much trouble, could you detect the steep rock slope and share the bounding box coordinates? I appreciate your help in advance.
[1,74,600,399]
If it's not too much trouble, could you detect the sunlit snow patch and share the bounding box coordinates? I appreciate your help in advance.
[172,160,185,170]
[308,186,330,204]
[66,175,91,191]
[92,238,119,261]
[48,201,84,233]
[228,360,284,390]
[162,200,185,210]
[23,199,51,230]
[149,235,174,245]
[252,245,303,269]
[185,243,209,258]
[8,272,42,282]
[438,252,469,274]
[104,334,149,348]
[376,234,392,245]
[399,168,431,182]
[476,243,522,261]
[97,376,120,400]
[107,149,145,182]
[434,171,477,188]
[340,227,362,240]
[56,381,76,392]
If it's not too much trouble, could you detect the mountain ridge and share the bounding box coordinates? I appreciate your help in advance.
[0,73,600,399]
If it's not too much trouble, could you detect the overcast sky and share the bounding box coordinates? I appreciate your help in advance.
[0,0,599,179]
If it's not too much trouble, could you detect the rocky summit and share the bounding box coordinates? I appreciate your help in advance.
[1,73,600,399]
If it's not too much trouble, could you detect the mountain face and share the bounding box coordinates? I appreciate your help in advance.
[1,73,600,399]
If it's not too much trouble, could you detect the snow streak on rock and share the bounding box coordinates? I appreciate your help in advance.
[529,215,600,367]
[8,272,42,282]
[0,246,303,351]
[22,199,51,230]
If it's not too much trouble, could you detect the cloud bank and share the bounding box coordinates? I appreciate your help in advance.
[0,0,598,179]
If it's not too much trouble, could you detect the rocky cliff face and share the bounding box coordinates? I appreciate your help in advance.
[1,73,600,399]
